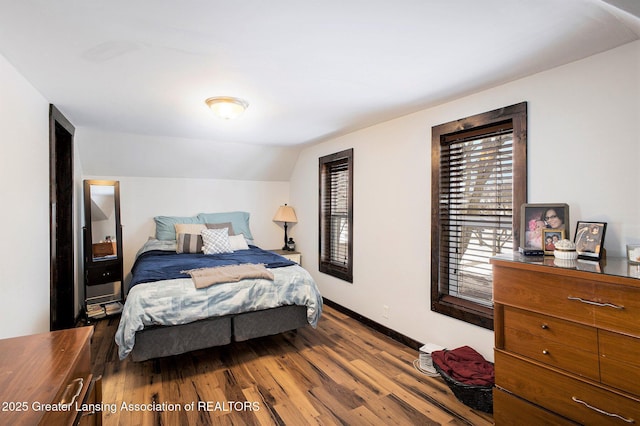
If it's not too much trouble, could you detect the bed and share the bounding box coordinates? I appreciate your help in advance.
[114,212,323,361]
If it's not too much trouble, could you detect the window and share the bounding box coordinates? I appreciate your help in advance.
[431,103,527,329]
[319,148,353,282]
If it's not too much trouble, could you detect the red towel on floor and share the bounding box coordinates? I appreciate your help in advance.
[431,346,494,386]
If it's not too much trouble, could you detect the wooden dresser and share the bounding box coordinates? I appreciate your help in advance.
[492,255,640,425]
[0,326,101,425]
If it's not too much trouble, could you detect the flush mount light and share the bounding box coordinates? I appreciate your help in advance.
[205,96,249,120]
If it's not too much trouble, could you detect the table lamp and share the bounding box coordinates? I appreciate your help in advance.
[273,204,298,250]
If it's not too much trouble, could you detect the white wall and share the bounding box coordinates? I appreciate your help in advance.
[2,39,638,352]
[291,41,640,361]
[78,167,292,289]
[0,54,50,338]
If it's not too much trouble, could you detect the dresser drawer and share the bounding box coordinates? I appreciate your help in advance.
[503,307,599,380]
[78,376,102,426]
[496,351,640,426]
[592,282,640,337]
[86,263,122,285]
[493,387,579,426]
[600,330,640,396]
[493,266,595,325]
[0,328,98,425]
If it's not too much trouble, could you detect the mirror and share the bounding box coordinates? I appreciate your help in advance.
[90,185,116,260]
[83,180,122,265]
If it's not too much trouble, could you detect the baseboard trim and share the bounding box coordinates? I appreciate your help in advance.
[322,298,422,350]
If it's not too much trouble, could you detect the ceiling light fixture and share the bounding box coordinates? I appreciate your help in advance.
[205,96,249,120]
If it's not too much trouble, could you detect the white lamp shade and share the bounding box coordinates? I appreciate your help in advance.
[273,205,297,223]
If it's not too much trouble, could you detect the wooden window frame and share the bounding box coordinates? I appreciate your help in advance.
[319,148,354,282]
[431,102,527,329]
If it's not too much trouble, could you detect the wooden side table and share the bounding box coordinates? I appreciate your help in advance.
[270,249,301,265]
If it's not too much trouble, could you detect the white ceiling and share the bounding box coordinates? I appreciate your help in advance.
[1,1,639,177]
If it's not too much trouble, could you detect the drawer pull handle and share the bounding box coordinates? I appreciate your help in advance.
[541,324,549,329]
[542,350,549,355]
[567,297,624,309]
[571,396,634,423]
[59,377,84,406]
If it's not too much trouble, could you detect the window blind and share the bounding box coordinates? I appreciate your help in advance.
[439,128,514,306]
[319,149,353,282]
[431,102,527,329]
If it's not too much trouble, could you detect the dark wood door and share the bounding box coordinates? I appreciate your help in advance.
[50,105,75,330]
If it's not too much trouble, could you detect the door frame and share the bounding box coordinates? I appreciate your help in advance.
[49,105,76,330]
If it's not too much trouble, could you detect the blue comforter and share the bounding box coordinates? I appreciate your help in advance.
[130,245,295,288]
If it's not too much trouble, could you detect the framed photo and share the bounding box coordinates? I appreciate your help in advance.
[574,221,607,260]
[520,203,570,250]
[626,244,640,265]
[542,229,565,255]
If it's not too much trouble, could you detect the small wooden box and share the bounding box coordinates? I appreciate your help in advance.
[92,241,116,257]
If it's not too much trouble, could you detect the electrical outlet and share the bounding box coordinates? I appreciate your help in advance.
[382,305,389,319]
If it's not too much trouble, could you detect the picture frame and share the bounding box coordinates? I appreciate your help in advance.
[542,229,565,255]
[627,244,640,265]
[520,203,570,250]
[574,221,607,260]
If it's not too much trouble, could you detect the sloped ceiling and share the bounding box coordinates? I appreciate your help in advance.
[0,1,638,180]
[90,193,115,222]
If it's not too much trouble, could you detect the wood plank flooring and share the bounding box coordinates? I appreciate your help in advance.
[89,305,494,425]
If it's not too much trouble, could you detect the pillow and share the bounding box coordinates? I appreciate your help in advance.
[201,228,232,255]
[176,233,204,254]
[154,215,202,240]
[228,234,249,251]
[197,212,253,242]
[174,223,235,253]
[205,222,235,235]
[175,223,206,236]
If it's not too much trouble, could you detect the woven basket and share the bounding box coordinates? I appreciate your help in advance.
[433,362,494,413]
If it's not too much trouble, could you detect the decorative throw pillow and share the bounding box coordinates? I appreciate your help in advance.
[176,233,204,254]
[175,223,206,237]
[201,228,232,255]
[228,234,249,251]
[205,222,235,235]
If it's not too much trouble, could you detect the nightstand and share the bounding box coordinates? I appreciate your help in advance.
[270,249,301,265]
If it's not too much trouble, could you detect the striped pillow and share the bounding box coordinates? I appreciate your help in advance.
[201,228,232,255]
[176,233,203,254]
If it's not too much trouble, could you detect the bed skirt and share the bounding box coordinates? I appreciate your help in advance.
[130,304,308,362]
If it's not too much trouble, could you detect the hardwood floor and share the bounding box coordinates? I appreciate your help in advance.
[89,305,494,425]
